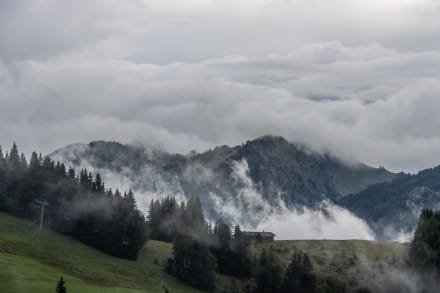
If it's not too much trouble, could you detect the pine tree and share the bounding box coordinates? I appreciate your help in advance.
[42,156,52,170]
[0,146,5,167]
[214,219,232,247]
[257,249,282,293]
[56,277,67,293]
[170,235,217,290]
[88,172,93,189]
[126,189,136,209]
[281,250,316,293]
[29,152,40,170]
[185,197,205,234]
[234,224,242,240]
[8,142,20,168]
[106,188,113,197]
[68,167,75,178]
[20,153,27,169]
[409,209,440,271]
[94,173,103,192]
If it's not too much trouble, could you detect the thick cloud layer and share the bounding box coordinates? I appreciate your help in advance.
[1,0,440,172]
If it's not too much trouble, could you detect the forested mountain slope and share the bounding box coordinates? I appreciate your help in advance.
[340,166,440,240]
[50,136,394,216]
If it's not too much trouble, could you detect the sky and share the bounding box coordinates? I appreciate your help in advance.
[1,0,440,172]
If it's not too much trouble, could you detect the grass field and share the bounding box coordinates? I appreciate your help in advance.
[257,239,409,290]
[0,212,204,292]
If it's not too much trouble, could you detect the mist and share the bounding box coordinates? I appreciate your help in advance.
[52,145,377,241]
[211,159,375,240]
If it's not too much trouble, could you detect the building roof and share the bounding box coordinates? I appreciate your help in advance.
[242,231,276,237]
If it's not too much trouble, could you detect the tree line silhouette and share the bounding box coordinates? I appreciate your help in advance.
[0,143,147,260]
[147,196,320,292]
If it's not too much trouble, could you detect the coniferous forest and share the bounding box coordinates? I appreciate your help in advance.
[0,143,147,260]
[147,196,322,292]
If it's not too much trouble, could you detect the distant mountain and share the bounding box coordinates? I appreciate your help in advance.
[339,166,440,240]
[50,136,394,227]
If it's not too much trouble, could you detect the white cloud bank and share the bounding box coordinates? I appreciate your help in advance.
[1,0,440,173]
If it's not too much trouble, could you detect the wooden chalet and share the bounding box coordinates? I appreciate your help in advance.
[242,231,276,243]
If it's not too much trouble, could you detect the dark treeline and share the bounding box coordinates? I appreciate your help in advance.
[147,196,319,292]
[0,143,147,260]
[148,196,253,290]
[410,208,440,272]
[402,208,440,292]
[257,249,317,293]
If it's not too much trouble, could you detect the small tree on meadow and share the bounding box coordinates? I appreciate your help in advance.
[56,277,67,293]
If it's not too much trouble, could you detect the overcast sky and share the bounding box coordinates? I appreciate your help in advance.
[1,0,440,172]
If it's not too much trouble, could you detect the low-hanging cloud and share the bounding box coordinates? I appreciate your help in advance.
[211,159,375,240]
[52,144,377,240]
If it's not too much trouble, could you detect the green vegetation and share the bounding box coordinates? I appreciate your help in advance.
[0,142,147,260]
[257,240,409,292]
[0,253,144,293]
[340,166,440,240]
[331,163,395,197]
[410,208,440,271]
[0,210,426,292]
[148,196,253,290]
[256,249,282,292]
[0,212,204,292]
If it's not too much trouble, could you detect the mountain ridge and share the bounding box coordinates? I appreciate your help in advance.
[339,166,440,240]
[49,135,395,231]
[50,135,395,201]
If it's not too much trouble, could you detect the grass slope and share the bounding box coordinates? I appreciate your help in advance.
[257,240,409,291]
[0,212,202,292]
[0,212,410,292]
[0,253,143,293]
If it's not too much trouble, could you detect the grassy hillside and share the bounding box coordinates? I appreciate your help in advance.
[0,212,410,292]
[0,253,143,293]
[257,240,409,291]
[0,212,209,292]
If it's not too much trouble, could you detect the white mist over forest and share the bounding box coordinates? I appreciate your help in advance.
[51,145,380,241]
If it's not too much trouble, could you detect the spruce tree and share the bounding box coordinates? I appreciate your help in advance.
[8,142,20,168]
[214,219,232,247]
[68,167,75,178]
[170,235,217,290]
[56,277,67,293]
[257,249,282,293]
[94,173,103,192]
[42,156,52,170]
[410,209,440,271]
[20,153,27,169]
[234,224,242,240]
[281,250,316,293]
[29,152,40,170]
[126,189,136,209]
[0,146,6,168]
